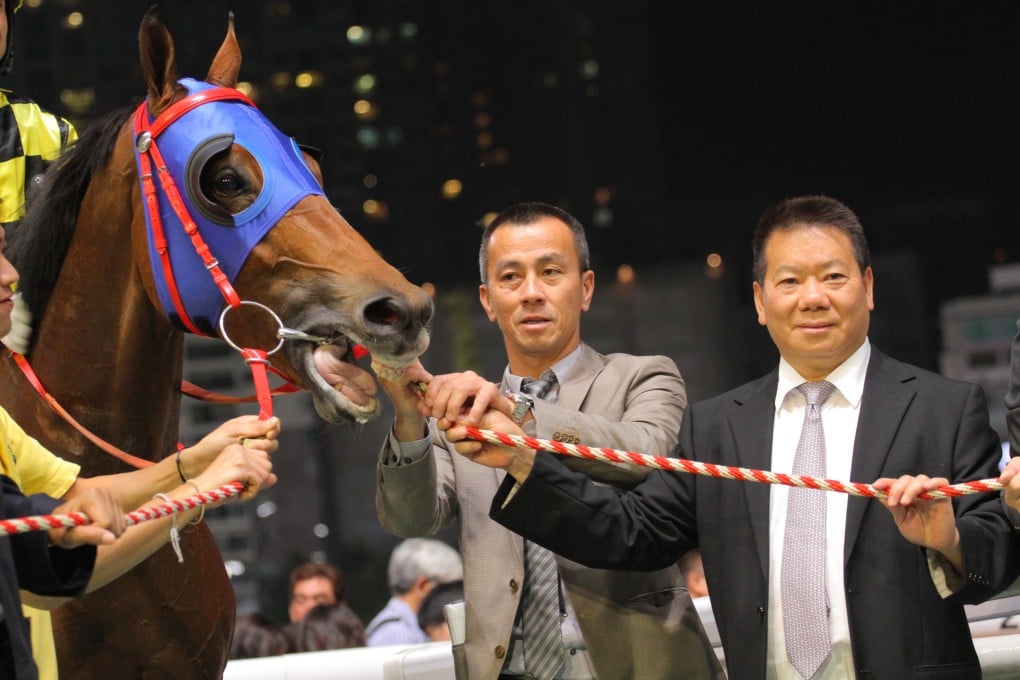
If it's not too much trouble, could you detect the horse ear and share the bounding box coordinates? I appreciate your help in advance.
[138,5,181,116]
[206,11,241,88]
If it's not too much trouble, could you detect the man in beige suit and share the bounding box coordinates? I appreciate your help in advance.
[372,202,723,679]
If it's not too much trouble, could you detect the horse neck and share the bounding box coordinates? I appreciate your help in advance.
[27,154,185,469]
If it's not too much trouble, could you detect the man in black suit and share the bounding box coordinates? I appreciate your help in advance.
[1,475,125,679]
[443,195,1020,679]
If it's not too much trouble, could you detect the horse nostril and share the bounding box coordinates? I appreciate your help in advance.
[363,296,410,330]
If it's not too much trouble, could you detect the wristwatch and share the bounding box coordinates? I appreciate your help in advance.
[503,389,535,425]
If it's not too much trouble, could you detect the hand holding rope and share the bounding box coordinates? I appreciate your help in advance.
[0,482,244,539]
[378,366,1006,502]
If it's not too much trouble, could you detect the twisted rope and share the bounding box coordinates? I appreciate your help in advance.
[0,482,243,537]
[464,427,1004,501]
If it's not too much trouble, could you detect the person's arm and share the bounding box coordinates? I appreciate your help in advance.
[22,435,276,610]
[3,477,124,598]
[441,407,696,571]
[874,382,1020,601]
[374,363,495,538]
[63,415,279,511]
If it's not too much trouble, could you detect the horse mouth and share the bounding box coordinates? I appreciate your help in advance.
[289,334,380,424]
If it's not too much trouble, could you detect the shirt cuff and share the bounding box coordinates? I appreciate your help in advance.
[926,548,965,598]
[383,428,431,466]
[502,481,522,508]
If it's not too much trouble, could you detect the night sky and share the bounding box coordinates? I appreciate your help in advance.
[645,2,1018,285]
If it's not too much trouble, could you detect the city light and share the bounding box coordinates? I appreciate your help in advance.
[441,179,463,200]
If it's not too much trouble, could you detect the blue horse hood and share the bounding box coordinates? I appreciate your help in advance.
[136,77,324,334]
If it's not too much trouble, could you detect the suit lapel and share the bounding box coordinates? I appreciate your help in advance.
[844,351,916,563]
[556,344,603,412]
[730,372,779,582]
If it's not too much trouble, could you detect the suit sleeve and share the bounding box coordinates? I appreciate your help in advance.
[375,427,460,538]
[947,384,1020,603]
[491,441,697,572]
[1,475,96,597]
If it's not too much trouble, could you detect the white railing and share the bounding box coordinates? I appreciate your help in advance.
[224,593,1020,678]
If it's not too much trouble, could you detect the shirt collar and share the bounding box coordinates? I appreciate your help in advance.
[775,338,870,410]
[503,343,584,392]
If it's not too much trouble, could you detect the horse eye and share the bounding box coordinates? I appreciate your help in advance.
[211,170,245,197]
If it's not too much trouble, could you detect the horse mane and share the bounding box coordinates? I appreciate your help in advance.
[10,105,134,326]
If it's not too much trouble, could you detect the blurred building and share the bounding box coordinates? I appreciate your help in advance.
[940,263,1020,445]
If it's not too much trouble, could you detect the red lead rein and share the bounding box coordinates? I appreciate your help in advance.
[462,426,1003,501]
[0,482,244,537]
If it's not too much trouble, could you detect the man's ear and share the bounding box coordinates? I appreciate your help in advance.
[479,284,497,322]
[753,281,767,326]
[580,269,595,312]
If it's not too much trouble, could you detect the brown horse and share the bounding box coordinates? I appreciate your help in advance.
[0,8,431,679]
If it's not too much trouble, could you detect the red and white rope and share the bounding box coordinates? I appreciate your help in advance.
[464,427,1004,501]
[0,482,243,537]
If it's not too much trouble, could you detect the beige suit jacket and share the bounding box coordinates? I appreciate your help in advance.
[377,344,723,679]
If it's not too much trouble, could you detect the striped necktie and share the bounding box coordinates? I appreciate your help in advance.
[519,371,563,677]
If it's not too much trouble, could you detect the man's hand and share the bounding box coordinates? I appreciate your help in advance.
[440,408,537,483]
[49,487,126,548]
[999,457,1020,511]
[376,359,434,441]
[179,415,281,479]
[873,474,962,572]
[420,370,512,425]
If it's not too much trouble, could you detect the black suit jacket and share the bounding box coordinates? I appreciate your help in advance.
[493,349,1020,679]
[0,475,96,680]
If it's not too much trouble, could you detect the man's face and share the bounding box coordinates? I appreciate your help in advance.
[479,217,594,375]
[288,576,336,623]
[752,224,873,381]
[0,227,20,339]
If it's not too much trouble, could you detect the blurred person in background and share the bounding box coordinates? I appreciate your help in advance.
[290,602,366,652]
[417,579,465,642]
[365,538,462,646]
[229,612,289,660]
[286,561,346,625]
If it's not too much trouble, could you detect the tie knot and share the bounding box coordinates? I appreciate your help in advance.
[521,372,557,399]
[797,380,836,407]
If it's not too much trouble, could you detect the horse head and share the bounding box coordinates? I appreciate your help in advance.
[130,7,433,424]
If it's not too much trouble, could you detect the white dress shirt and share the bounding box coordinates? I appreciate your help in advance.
[766,340,871,679]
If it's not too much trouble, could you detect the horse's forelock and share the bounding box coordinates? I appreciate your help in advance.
[10,106,134,326]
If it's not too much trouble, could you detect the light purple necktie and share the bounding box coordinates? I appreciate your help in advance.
[782,380,836,679]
